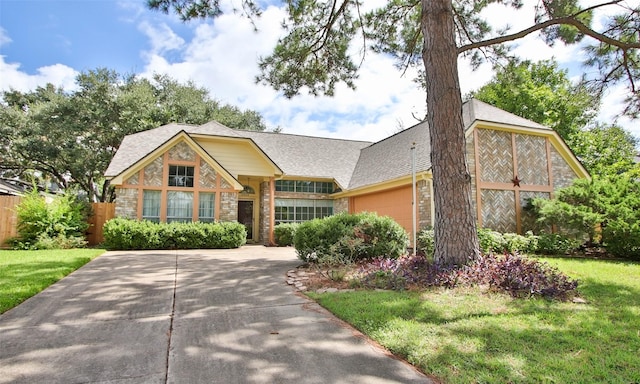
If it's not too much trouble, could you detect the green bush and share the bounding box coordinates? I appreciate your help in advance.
[102,218,246,250]
[11,189,89,250]
[293,212,408,264]
[534,233,581,255]
[532,175,640,259]
[416,228,434,259]
[274,223,299,246]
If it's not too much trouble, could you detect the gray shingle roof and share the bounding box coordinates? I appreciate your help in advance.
[348,122,430,189]
[105,123,193,177]
[463,99,549,130]
[105,99,553,189]
[241,131,371,188]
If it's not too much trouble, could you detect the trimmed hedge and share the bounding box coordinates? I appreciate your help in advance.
[294,212,409,264]
[103,218,246,250]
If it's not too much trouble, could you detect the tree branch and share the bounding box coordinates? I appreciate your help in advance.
[458,3,640,54]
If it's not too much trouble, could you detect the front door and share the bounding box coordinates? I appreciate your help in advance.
[238,200,254,241]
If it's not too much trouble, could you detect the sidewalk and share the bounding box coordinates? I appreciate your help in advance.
[0,246,430,383]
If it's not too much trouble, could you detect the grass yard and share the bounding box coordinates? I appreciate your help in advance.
[0,249,105,314]
[308,257,640,383]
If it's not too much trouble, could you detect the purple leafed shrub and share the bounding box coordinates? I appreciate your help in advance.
[355,253,578,300]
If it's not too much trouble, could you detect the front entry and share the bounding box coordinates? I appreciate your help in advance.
[238,200,254,241]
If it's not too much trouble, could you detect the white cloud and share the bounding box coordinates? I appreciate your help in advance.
[138,20,186,54]
[138,6,427,142]
[0,27,11,47]
[0,57,77,93]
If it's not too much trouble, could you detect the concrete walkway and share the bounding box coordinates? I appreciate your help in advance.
[0,246,430,383]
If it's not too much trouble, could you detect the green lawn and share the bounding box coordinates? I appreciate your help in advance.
[309,257,640,383]
[0,249,105,314]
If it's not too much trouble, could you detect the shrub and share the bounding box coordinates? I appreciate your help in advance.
[103,218,246,250]
[354,253,579,300]
[477,228,504,253]
[274,223,299,246]
[535,233,581,255]
[12,189,90,250]
[416,228,434,259]
[531,176,640,259]
[294,212,408,264]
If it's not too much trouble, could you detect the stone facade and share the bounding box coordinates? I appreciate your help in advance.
[481,189,517,233]
[516,134,549,186]
[219,192,238,222]
[259,181,271,245]
[114,188,138,219]
[143,157,163,186]
[168,141,196,162]
[333,197,349,214]
[551,146,577,189]
[126,173,139,186]
[417,179,432,229]
[199,159,217,188]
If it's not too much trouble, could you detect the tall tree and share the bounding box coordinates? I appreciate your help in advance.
[468,59,599,142]
[149,0,640,267]
[571,123,639,177]
[0,69,268,202]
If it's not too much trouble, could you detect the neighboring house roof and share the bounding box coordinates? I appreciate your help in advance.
[106,99,569,190]
[0,178,61,196]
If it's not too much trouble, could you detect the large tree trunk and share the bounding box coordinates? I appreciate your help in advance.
[421,0,480,267]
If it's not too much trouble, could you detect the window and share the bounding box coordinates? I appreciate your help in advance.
[167,191,193,223]
[274,199,333,224]
[275,180,334,194]
[142,190,161,222]
[275,180,295,192]
[198,192,215,222]
[169,165,194,187]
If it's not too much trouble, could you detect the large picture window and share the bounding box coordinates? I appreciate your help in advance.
[274,199,333,224]
[167,191,193,223]
[275,180,334,194]
[169,165,194,187]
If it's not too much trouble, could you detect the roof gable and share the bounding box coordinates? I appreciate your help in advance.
[109,131,243,190]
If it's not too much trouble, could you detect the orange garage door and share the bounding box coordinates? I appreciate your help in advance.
[351,186,415,237]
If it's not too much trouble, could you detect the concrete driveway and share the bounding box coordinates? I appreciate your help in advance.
[0,246,430,383]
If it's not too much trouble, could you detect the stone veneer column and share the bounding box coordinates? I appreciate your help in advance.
[333,197,349,214]
[417,179,432,230]
[114,187,138,219]
[218,192,238,222]
[259,181,271,245]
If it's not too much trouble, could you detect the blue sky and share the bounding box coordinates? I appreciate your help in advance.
[0,0,638,142]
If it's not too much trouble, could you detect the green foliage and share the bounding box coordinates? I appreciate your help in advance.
[532,176,640,259]
[534,233,581,255]
[273,223,299,246]
[469,59,598,141]
[417,227,542,256]
[102,218,246,250]
[0,70,267,202]
[570,123,639,177]
[12,189,90,250]
[293,212,408,264]
[416,227,434,259]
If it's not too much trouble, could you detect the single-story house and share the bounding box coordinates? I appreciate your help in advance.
[105,99,589,244]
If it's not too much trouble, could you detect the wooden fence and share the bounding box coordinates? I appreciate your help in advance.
[0,196,115,248]
[0,196,22,248]
[86,202,116,246]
